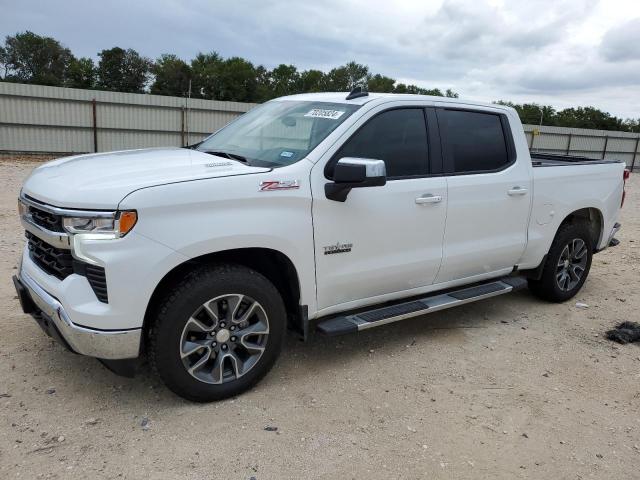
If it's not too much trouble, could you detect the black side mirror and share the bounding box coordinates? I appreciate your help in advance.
[325,157,386,202]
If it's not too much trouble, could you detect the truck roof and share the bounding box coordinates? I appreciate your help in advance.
[276,91,508,111]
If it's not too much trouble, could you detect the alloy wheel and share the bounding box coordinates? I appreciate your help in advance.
[179,294,269,384]
[555,238,588,291]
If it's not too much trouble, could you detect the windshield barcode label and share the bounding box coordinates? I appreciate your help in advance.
[304,109,345,120]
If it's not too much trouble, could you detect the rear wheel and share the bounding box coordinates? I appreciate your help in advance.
[148,264,286,402]
[528,221,593,302]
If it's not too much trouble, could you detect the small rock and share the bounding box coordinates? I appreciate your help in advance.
[369,349,375,354]
[596,453,603,459]
[45,388,56,395]
[264,426,278,432]
[500,320,508,324]
[140,417,150,430]
[575,302,589,309]
[407,426,417,433]
[0,393,11,398]
[85,418,99,426]
[522,433,529,438]
[57,436,65,442]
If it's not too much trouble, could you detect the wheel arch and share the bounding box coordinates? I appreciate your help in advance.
[143,248,303,338]
[558,206,604,251]
[522,206,603,280]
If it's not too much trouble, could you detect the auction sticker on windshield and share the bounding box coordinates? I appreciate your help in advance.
[304,109,345,120]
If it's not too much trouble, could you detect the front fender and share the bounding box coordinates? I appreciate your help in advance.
[118,167,316,313]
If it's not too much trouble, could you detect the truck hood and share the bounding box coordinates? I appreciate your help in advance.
[21,148,270,209]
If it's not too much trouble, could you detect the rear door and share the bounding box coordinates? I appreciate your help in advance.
[311,105,448,312]
[434,107,532,283]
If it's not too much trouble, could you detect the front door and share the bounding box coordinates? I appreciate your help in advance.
[311,106,448,312]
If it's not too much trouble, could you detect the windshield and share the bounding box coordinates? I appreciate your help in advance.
[196,101,360,167]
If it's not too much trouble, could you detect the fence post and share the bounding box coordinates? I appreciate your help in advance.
[566,133,572,155]
[91,99,98,153]
[602,135,609,159]
[181,107,186,147]
[632,137,639,172]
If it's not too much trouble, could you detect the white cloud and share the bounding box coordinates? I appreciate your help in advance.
[600,18,640,61]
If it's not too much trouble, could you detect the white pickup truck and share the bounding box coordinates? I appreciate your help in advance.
[14,90,628,401]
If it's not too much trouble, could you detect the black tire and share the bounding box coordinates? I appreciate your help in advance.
[148,263,286,402]
[528,221,593,302]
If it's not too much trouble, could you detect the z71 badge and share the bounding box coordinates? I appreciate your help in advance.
[323,242,353,255]
[259,180,300,191]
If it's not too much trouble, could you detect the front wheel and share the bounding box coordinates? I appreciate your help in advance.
[148,264,286,402]
[528,221,593,302]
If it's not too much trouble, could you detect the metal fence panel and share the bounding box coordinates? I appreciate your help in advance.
[524,124,639,169]
[0,82,255,154]
[1,82,639,170]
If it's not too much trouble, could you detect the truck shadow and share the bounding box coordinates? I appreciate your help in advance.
[280,289,540,380]
[36,289,540,408]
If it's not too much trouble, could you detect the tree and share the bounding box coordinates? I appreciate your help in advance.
[508,103,557,126]
[151,54,191,96]
[1,31,73,86]
[368,74,395,93]
[214,57,258,102]
[0,45,7,79]
[623,118,640,133]
[299,69,325,92]
[554,107,624,131]
[415,87,443,96]
[190,51,222,99]
[96,47,151,93]
[66,57,95,89]
[269,64,301,98]
[254,65,272,102]
[392,83,451,96]
[323,61,370,91]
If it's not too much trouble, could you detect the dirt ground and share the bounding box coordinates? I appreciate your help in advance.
[0,157,639,480]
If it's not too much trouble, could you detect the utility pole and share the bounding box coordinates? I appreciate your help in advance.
[186,79,192,145]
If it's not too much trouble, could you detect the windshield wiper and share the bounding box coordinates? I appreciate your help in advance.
[202,150,249,163]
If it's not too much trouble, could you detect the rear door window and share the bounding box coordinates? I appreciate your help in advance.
[438,109,510,173]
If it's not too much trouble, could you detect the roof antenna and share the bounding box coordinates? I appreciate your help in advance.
[346,85,369,100]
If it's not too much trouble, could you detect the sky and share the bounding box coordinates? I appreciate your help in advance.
[1,0,639,119]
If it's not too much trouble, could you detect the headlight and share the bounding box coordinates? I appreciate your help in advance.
[63,211,137,238]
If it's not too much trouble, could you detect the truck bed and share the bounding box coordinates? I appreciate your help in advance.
[531,152,624,167]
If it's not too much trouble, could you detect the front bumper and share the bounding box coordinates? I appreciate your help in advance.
[13,269,141,360]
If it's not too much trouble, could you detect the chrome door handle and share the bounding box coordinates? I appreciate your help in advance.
[508,187,528,196]
[415,194,443,205]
